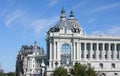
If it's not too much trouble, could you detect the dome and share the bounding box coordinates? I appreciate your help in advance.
[55,21,73,29]
[67,10,81,29]
[67,19,81,29]
[48,9,82,33]
[49,21,74,32]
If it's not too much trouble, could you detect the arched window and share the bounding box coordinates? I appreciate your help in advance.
[101,73,106,76]
[61,43,71,65]
[61,43,71,54]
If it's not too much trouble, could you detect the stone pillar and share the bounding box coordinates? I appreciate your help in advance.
[54,42,56,60]
[113,43,117,60]
[72,42,76,65]
[79,43,81,60]
[90,43,93,60]
[84,43,86,60]
[119,45,120,60]
[108,43,111,60]
[74,42,76,60]
[53,42,56,67]
[96,43,99,60]
[49,42,52,68]
[102,43,105,60]
[57,42,60,67]
[77,43,79,60]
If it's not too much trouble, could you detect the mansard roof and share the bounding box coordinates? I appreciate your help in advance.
[48,8,82,33]
[19,42,44,56]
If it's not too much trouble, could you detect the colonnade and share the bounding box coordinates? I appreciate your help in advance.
[72,42,120,61]
[49,41,120,68]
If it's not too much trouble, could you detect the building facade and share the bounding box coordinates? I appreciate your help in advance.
[46,8,120,76]
[16,42,46,76]
[16,8,120,76]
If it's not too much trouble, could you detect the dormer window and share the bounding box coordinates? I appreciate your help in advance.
[64,27,67,33]
[49,27,60,32]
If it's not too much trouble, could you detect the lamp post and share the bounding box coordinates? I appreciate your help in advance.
[41,60,46,76]
[55,61,58,67]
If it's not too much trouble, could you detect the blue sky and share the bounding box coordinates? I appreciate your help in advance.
[0,0,120,73]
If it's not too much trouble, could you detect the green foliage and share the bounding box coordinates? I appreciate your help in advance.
[70,62,97,76]
[3,72,15,76]
[53,67,68,76]
[6,72,15,76]
[0,72,4,76]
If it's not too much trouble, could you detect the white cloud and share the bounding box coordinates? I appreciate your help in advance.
[72,0,88,10]
[48,0,59,6]
[90,3,120,13]
[91,26,120,36]
[5,10,23,27]
[4,8,59,36]
[106,26,120,35]
[31,16,59,35]
[87,18,96,23]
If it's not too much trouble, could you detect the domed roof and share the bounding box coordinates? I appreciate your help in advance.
[67,19,81,29]
[49,9,82,33]
[56,8,73,29]
[67,11,81,29]
[55,21,73,29]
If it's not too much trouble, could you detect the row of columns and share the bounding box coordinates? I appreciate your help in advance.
[49,41,120,68]
[49,41,60,68]
[73,42,120,61]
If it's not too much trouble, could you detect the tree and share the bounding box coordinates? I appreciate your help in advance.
[53,67,68,76]
[70,62,97,76]
[4,72,15,76]
[0,72,4,76]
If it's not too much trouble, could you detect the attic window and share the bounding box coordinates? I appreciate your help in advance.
[64,27,67,33]
[100,63,103,68]
[112,63,115,68]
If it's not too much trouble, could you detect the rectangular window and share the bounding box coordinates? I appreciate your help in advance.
[93,43,96,51]
[64,27,67,33]
[86,54,89,59]
[111,54,113,59]
[81,43,84,51]
[93,54,95,59]
[87,63,91,67]
[117,55,119,59]
[105,54,107,59]
[81,54,83,58]
[100,63,103,68]
[99,54,102,59]
[112,63,115,68]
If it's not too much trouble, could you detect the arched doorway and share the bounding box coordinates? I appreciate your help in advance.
[101,73,106,76]
[60,43,71,65]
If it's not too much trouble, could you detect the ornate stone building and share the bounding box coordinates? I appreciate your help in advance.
[16,8,120,76]
[16,42,46,76]
[46,8,120,76]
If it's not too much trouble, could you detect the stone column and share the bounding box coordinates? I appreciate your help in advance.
[108,43,111,60]
[73,42,76,65]
[84,43,86,60]
[57,42,60,67]
[119,45,120,60]
[74,42,76,60]
[53,42,56,67]
[102,43,105,60]
[54,42,56,60]
[90,43,93,60]
[113,43,117,60]
[96,43,99,60]
[77,43,79,60]
[79,43,81,60]
[49,42,52,68]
